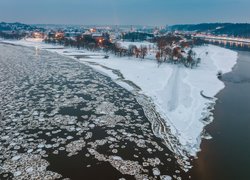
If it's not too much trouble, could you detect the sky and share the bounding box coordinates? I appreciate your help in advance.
[0,0,250,26]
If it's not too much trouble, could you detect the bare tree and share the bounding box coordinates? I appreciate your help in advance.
[156,51,161,67]
[172,47,182,63]
[140,45,148,59]
[163,46,172,62]
[135,47,141,58]
[128,45,137,57]
[156,37,167,60]
[186,49,196,67]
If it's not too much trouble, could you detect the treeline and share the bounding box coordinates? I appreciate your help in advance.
[0,22,43,31]
[169,23,231,32]
[122,32,154,42]
[0,22,44,40]
[45,35,110,52]
[0,31,26,40]
[153,35,202,68]
[45,33,203,68]
[169,23,250,38]
[214,24,250,38]
[44,35,150,59]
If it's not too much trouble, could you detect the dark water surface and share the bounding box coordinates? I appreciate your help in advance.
[0,43,188,180]
[1,43,249,180]
[190,51,250,180]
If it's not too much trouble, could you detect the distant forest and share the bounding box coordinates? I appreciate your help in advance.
[122,32,154,42]
[169,23,250,38]
[0,22,42,31]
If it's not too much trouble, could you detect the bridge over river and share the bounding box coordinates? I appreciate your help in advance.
[194,35,250,49]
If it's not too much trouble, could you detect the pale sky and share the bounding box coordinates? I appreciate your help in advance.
[0,0,249,25]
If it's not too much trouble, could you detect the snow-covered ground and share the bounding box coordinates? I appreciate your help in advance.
[0,38,238,158]
[117,41,154,49]
[78,45,238,156]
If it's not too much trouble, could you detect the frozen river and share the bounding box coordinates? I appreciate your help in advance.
[1,42,247,180]
[0,43,190,180]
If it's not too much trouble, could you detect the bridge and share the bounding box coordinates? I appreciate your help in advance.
[193,34,250,48]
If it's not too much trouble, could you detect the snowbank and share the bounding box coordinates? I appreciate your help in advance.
[0,39,238,158]
[77,45,238,156]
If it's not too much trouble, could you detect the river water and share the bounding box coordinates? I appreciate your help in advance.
[0,43,249,180]
[0,43,189,180]
[190,50,250,180]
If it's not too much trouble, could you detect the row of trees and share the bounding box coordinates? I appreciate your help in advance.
[0,31,26,40]
[170,23,250,38]
[45,36,102,51]
[44,34,202,68]
[45,36,150,59]
[154,35,202,68]
[155,48,200,68]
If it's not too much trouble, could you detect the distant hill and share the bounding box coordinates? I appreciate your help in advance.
[169,23,250,38]
[0,22,43,31]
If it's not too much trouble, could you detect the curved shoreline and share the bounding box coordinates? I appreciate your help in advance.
[190,50,250,180]
[76,45,238,158]
[0,39,238,171]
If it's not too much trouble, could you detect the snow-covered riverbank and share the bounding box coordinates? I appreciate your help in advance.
[0,39,238,159]
[78,45,238,156]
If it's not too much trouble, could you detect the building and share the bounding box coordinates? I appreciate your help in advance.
[92,33,105,43]
[55,32,64,40]
[32,31,45,39]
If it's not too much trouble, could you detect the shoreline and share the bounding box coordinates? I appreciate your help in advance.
[0,39,238,170]
[76,45,238,157]
[1,43,190,180]
[190,50,250,180]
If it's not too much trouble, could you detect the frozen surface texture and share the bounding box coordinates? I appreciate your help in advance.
[0,39,238,172]
[0,43,187,179]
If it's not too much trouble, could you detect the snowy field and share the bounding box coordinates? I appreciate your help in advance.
[0,38,238,159]
[117,41,155,49]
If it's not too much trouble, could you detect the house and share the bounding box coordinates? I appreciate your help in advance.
[92,33,105,43]
[55,32,64,40]
[32,31,45,39]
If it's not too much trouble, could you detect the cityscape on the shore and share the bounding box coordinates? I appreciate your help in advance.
[1,22,250,44]
[1,22,250,64]
[1,0,250,180]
